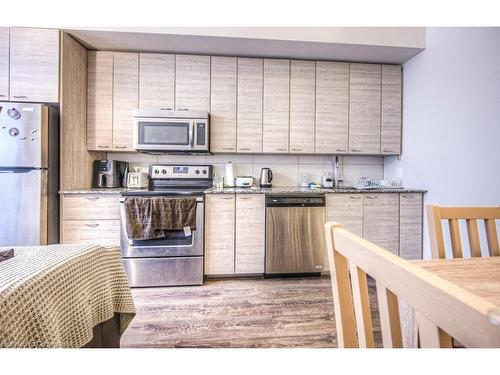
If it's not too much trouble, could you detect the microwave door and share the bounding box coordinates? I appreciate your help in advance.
[134,118,193,151]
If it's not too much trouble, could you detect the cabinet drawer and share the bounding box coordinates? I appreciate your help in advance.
[61,220,120,245]
[62,194,120,220]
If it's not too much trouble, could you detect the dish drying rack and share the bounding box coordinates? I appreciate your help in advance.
[352,178,403,190]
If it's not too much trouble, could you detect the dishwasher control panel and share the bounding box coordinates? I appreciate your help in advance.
[265,195,325,207]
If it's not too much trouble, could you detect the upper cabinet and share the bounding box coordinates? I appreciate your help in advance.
[263,59,290,153]
[0,28,9,99]
[139,53,174,110]
[315,62,350,154]
[289,60,315,153]
[175,54,210,111]
[237,58,263,153]
[210,56,237,153]
[113,53,139,151]
[349,63,382,154]
[87,51,114,151]
[381,65,402,154]
[9,28,60,103]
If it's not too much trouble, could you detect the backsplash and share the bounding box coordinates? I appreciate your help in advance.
[107,153,384,187]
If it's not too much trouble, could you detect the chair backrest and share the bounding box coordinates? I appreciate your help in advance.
[325,221,500,348]
[427,205,500,259]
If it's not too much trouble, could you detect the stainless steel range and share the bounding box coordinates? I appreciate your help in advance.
[120,164,213,287]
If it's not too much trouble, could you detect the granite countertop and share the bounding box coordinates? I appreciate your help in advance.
[61,186,427,195]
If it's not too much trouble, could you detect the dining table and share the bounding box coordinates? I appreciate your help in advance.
[401,256,500,348]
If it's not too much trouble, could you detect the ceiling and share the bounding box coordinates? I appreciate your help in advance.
[67,27,426,64]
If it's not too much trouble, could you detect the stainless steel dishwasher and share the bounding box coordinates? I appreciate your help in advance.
[265,195,326,275]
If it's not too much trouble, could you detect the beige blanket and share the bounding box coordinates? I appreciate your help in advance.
[0,244,136,348]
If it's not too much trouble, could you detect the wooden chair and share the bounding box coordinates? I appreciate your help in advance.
[324,222,500,348]
[427,205,500,259]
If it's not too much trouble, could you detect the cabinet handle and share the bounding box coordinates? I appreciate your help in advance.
[0,94,6,97]
[350,149,362,153]
[115,145,128,149]
[220,196,234,199]
[222,147,235,150]
[239,196,252,200]
[383,149,395,153]
[366,195,378,199]
[291,148,302,151]
[12,95,28,99]
[239,147,251,151]
[98,145,111,149]
[349,196,361,199]
[401,194,414,199]
[275,148,287,151]
[336,149,346,152]
[85,196,100,201]
[85,223,99,228]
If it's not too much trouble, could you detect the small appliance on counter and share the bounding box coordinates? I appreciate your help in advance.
[92,160,128,188]
[127,170,149,189]
[259,167,273,188]
[322,172,334,188]
[235,176,254,188]
[225,161,235,187]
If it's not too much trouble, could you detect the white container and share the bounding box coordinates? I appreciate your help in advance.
[225,161,235,187]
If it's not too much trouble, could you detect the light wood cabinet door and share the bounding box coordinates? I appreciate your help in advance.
[363,193,399,255]
[235,194,265,274]
[315,62,349,153]
[205,194,235,275]
[87,51,113,151]
[237,58,263,153]
[289,60,315,153]
[263,59,290,153]
[139,53,174,110]
[61,220,120,245]
[210,56,237,153]
[399,193,423,260]
[113,52,139,151]
[175,54,210,111]
[61,194,120,220]
[349,63,382,154]
[0,28,9,99]
[326,194,363,236]
[9,28,60,103]
[381,65,402,155]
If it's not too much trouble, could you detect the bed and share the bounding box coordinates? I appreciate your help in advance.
[0,244,135,348]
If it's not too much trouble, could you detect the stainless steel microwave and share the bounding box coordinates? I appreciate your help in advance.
[133,109,210,153]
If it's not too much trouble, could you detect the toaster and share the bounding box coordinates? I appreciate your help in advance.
[235,176,254,188]
[127,172,149,189]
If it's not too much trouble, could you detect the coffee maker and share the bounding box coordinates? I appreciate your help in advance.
[92,160,128,188]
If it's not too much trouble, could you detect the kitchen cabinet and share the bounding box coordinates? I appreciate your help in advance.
[349,63,382,154]
[210,56,237,153]
[237,58,263,153]
[289,60,315,153]
[175,54,210,111]
[0,28,9,99]
[363,193,399,255]
[113,52,139,151]
[9,28,60,103]
[87,51,114,151]
[60,194,121,245]
[381,65,402,154]
[204,194,236,275]
[315,62,349,154]
[326,194,364,237]
[399,193,423,259]
[263,59,290,153]
[235,194,265,274]
[139,53,174,110]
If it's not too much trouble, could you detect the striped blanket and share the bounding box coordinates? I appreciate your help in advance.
[0,244,135,348]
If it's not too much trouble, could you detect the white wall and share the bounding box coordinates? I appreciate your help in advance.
[385,27,500,258]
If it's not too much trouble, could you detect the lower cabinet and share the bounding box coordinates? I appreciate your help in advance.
[204,194,265,276]
[325,193,422,260]
[204,194,235,275]
[60,194,121,245]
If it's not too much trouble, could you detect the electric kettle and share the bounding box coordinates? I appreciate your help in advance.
[259,168,273,188]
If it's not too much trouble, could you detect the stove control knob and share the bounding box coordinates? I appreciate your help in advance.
[162,169,167,174]
[195,169,200,174]
[202,170,207,175]
[154,169,159,174]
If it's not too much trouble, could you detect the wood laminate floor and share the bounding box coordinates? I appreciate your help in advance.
[121,276,382,348]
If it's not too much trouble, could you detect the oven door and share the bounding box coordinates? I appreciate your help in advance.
[120,198,204,258]
[134,117,194,151]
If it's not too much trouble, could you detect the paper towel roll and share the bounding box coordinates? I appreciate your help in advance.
[225,162,235,187]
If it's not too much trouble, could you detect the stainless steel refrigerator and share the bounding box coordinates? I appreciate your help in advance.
[0,102,59,246]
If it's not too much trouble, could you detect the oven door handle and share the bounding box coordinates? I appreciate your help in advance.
[189,121,194,147]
